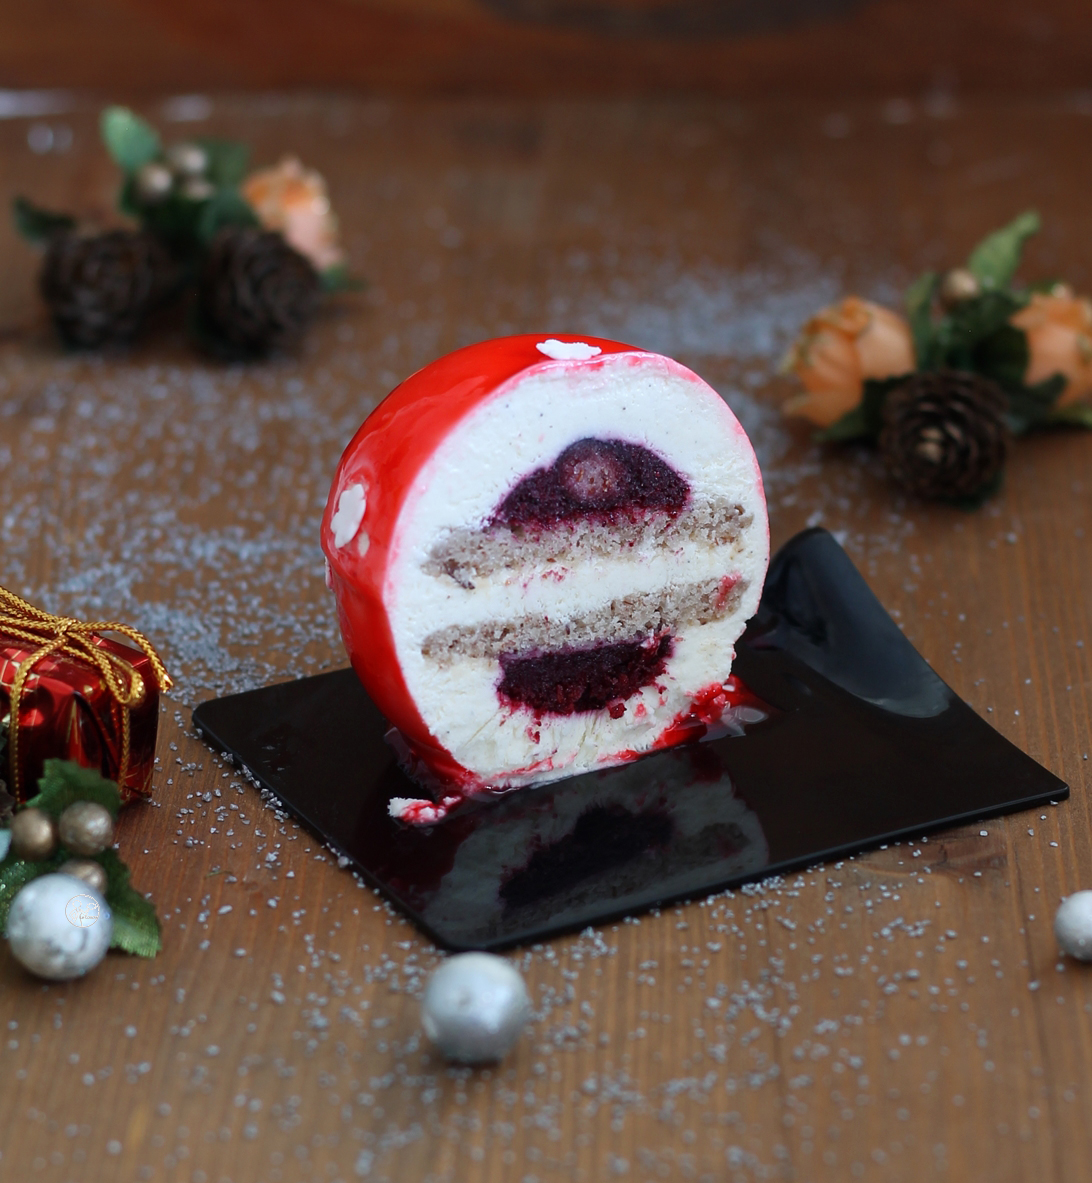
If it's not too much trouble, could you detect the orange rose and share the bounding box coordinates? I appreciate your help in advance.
[242,156,344,273]
[783,297,915,427]
[1010,286,1092,407]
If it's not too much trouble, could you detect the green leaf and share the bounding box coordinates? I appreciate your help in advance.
[815,405,872,443]
[101,106,161,173]
[932,289,1026,373]
[12,195,76,245]
[196,188,259,245]
[966,210,1041,290]
[0,851,65,935]
[973,322,1030,392]
[905,271,938,368]
[198,139,250,188]
[814,374,910,444]
[1004,373,1066,436]
[25,759,121,820]
[98,848,160,957]
[321,263,365,294]
[1048,401,1092,428]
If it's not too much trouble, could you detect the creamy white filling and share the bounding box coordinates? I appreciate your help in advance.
[384,352,768,786]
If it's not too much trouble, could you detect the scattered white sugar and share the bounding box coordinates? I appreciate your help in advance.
[535,338,602,361]
[0,95,1082,1182]
[331,482,367,548]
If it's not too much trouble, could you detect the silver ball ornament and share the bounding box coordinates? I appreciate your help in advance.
[58,858,109,896]
[165,141,209,178]
[58,801,114,856]
[11,808,58,860]
[1055,891,1092,960]
[7,873,112,980]
[421,952,531,1064]
[134,161,174,205]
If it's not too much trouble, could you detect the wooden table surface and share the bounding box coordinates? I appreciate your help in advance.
[2,91,1092,1183]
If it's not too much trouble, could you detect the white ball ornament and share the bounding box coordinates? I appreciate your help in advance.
[421,952,531,1064]
[1055,891,1092,961]
[6,874,112,981]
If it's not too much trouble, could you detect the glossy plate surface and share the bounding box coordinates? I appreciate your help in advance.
[193,529,1068,950]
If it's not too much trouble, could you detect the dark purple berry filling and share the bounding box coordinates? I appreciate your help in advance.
[494,438,689,529]
[498,634,673,715]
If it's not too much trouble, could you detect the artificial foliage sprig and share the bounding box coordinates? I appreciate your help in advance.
[784,212,1092,503]
[12,106,359,356]
[0,760,161,957]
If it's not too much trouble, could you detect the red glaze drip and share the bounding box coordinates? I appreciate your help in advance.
[651,675,770,751]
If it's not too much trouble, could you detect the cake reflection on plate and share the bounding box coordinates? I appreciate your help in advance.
[419,742,768,945]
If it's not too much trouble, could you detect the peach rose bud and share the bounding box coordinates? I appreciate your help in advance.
[782,297,915,427]
[1010,286,1092,408]
[242,156,344,273]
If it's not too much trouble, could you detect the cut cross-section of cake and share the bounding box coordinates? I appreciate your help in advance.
[321,334,770,822]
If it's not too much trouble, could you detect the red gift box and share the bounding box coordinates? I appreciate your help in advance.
[0,587,172,805]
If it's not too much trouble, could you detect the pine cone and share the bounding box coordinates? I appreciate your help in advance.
[40,230,173,348]
[198,227,321,356]
[879,370,1009,501]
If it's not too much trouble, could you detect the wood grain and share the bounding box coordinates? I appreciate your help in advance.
[0,0,1090,95]
[1,92,1092,1182]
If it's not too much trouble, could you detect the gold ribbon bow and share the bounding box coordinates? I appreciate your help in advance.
[0,586,173,802]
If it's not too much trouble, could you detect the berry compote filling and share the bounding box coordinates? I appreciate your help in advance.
[494,438,689,528]
[498,635,674,715]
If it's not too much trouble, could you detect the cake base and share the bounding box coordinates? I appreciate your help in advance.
[193,529,1067,951]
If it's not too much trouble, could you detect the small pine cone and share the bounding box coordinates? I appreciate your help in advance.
[198,227,321,356]
[879,370,1009,501]
[40,229,173,348]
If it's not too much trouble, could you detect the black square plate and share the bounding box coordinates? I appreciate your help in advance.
[193,529,1067,950]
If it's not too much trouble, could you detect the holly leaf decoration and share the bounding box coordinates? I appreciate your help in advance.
[198,138,250,188]
[1005,374,1068,435]
[930,289,1026,373]
[905,270,938,369]
[101,106,161,174]
[972,321,1030,392]
[98,848,161,957]
[25,759,121,820]
[1048,402,1092,428]
[13,195,76,245]
[196,188,260,245]
[321,262,365,294]
[966,209,1040,290]
[815,375,909,443]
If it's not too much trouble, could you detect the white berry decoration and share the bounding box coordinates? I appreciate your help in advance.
[7,873,112,980]
[421,952,531,1064]
[1055,891,1092,961]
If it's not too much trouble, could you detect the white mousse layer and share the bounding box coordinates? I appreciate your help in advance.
[385,350,768,793]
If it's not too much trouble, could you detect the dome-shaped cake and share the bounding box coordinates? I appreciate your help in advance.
[321,335,769,822]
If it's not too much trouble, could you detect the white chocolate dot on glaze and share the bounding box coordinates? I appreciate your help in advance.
[535,338,602,361]
[331,482,367,548]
